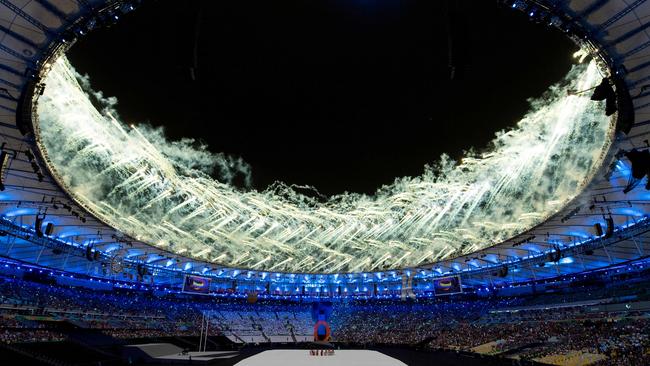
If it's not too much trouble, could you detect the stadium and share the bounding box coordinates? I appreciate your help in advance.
[0,0,649,365]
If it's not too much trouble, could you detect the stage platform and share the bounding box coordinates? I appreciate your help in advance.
[123,343,239,364]
[234,349,407,366]
[118,343,525,365]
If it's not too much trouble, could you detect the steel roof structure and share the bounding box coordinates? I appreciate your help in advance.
[0,0,650,296]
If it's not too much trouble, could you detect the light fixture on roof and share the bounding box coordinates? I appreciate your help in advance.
[34,215,44,237]
[0,150,8,191]
[623,149,650,193]
[591,78,617,116]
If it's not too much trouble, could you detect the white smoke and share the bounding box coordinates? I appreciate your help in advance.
[35,56,613,273]
[60,70,253,186]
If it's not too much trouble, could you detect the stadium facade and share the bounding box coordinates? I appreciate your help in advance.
[0,0,649,300]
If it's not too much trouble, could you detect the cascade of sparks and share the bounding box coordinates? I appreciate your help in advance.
[35,56,613,273]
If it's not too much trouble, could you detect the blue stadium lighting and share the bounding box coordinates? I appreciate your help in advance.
[559,257,574,265]
[617,208,644,217]
[5,209,36,217]
[548,15,562,27]
[511,0,528,10]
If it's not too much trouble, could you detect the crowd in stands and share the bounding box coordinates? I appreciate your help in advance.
[207,308,314,343]
[427,317,650,354]
[0,329,65,343]
[0,268,649,365]
[0,275,222,343]
[330,299,519,344]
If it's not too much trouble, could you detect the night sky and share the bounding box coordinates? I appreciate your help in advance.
[66,0,576,196]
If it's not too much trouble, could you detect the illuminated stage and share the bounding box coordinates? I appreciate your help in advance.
[234,350,406,366]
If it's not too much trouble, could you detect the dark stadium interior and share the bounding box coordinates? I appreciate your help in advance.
[1,0,650,366]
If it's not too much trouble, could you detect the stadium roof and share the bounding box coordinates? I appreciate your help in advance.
[0,0,649,289]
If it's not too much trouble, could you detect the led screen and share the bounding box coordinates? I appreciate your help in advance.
[433,276,462,295]
[182,275,211,295]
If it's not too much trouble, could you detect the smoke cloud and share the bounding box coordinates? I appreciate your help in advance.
[35,56,613,273]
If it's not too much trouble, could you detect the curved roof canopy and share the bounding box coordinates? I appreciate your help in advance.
[0,0,648,287]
